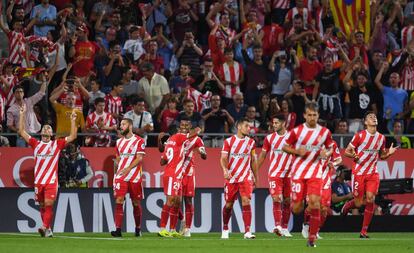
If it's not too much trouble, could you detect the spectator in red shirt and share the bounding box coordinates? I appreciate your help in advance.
[261,15,284,57]
[158,97,179,133]
[208,23,226,67]
[296,46,323,98]
[349,31,369,67]
[68,24,100,81]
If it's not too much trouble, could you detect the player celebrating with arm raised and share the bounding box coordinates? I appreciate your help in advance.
[111,118,146,237]
[158,117,201,238]
[221,118,258,240]
[282,102,334,247]
[18,105,78,238]
[257,115,293,237]
[342,112,397,238]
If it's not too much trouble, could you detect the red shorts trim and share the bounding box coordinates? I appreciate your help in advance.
[268,177,291,198]
[163,176,182,197]
[224,181,253,202]
[321,188,331,207]
[113,178,144,200]
[182,175,195,197]
[352,173,380,199]
[34,183,58,203]
[291,178,322,203]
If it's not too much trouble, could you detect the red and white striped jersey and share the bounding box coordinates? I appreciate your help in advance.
[321,142,341,190]
[7,31,26,65]
[272,0,290,9]
[286,7,312,28]
[86,111,116,147]
[285,124,334,180]
[28,137,67,185]
[217,61,243,99]
[162,133,189,179]
[1,74,18,107]
[222,135,256,183]
[400,63,414,91]
[401,25,414,48]
[215,27,236,47]
[262,132,292,178]
[105,94,123,117]
[115,134,145,183]
[186,87,212,113]
[349,130,386,176]
[182,136,205,177]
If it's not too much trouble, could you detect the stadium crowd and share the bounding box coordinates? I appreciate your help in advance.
[0,0,414,148]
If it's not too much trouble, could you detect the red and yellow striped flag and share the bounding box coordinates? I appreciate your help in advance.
[329,0,371,43]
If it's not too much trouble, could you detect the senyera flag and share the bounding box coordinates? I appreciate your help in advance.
[329,0,371,43]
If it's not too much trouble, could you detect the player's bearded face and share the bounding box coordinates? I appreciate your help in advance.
[272,119,282,132]
[304,109,318,127]
[120,122,131,136]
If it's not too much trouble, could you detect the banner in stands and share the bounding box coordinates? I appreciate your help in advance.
[1,188,413,233]
[0,148,413,215]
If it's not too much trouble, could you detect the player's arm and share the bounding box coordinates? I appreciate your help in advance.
[119,153,144,176]
[256,149,267,171]
[379,142,398,160]
[198,146,207,160]
[282,144,307,157]
[220,152,230,180]
[0,14,10,34]
[17,105,30,143]
[158,132,166,152]
[251,149,259,187]
[331,192,353,203]
[344,144,359,161]
[66,110,78,143]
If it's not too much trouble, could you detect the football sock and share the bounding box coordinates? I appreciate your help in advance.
[185,203,194,228]
[222,206,232,230]
[309,208,320,243]
[114,203,124,229]
[342,199,356,214]
[43,205,54,229]
[242,205,252,233]
[361,202,374,234]
[133,203,142,229]
[273,201,282,227]
[178,208,184,221]
[282,201,291,228]
[304,208,310,225]
[160,204,170,228]
[169,206,179,231]
[40,206,45,225]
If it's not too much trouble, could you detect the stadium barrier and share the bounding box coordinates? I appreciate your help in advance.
[0,147,413,215]
[1,188,413,233]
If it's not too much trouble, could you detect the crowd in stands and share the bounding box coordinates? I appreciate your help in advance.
[1,0,414,148]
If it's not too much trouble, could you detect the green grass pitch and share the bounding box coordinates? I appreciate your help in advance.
[0,232,413,253]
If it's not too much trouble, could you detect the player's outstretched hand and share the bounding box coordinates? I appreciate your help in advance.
[297,146,307,157]
[388,142,399,156]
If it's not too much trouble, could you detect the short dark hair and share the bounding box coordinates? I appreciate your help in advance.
[113,82,123,88]
[224,47,233,54]
[94,97,105,105]
[183,99,194,105]
[252,44,262,50]
[272,114,286,122]
[132,97,145,105]
[140,62,154,72]
[109,40,121,49]
[304,102,319,112]
[236,117,250,127]
[13,85,24,93]
[180,115,191,122]
[129,26,140,34]
[203,57,213,63]
[363,111,376,121]
[121,118,133,125]
[293,13,303,21]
